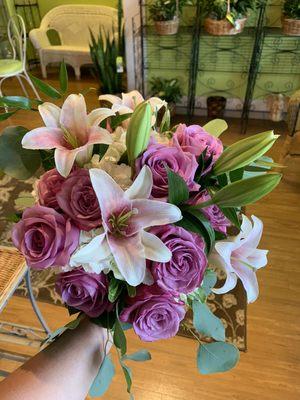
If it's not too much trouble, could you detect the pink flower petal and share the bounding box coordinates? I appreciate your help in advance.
[38,103,61,128]
[60,94,88,144]
[87,127,113,146]
[141,230,171,262]
[54,148,79,177]
[233,260,259,303]
[22,127,65,149]
[212,271,237,295]
[89,168,127,221]
[125,166,153,200]
[131,199,182,230]
[87,108,115,127]
[108,233,146,286]
[98,94,122,105]
[122,90,144,109]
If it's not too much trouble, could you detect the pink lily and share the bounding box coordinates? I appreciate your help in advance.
[209,215,268,303]
[72,166,182,286]
[22,94,114,177]
[99,90,166,128]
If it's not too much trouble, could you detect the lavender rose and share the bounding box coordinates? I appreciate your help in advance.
[173,124,223,174]
[189,190,231,234]
[56,268,112,317]
[12,205,79,269]
[37,168,65,210]
[120,284,186,342]
[136,143,199,200]
[57,168,101,231]
[149,225,207,294]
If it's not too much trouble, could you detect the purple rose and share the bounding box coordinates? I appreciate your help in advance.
[55,268,112,317]
[149,225,207,294]
[136,143,199,200]
[189,190,231,234]
[173,124,223,174]
[56,168,101,231]
[37,168,65,210]
[120,284,186,342]
[12,205,80,269]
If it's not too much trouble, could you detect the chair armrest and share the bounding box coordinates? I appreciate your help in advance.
[29,28,50,50]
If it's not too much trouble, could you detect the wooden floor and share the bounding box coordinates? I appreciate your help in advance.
[0,70,300,399]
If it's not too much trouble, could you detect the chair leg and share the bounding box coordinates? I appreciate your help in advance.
[41,62,47,79]
[23,70,41,100]
[74,65,81,80]
[25,270,51,335]
[16,75,29,98]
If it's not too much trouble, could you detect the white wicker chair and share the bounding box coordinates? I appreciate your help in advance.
[29,4,118,80]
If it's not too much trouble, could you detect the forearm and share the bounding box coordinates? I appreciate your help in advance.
[0,319,110,400]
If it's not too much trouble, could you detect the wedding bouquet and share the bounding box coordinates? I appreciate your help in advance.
[0,67,282,397]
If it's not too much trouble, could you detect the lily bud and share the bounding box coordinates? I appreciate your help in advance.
[200,173,282,208]
[126,102,152,166]
[213,130,279,176]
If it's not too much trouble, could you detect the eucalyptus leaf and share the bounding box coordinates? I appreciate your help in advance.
[0,126,41,179]
[0,96,32,110]
[122,349,152,362]
[121,363,132,393]
[166,167,189,205]
[197,342,240,374]
[203,119,228,137]
[201,269,217,296]
[89,355,115,397]
[193,301,225,341]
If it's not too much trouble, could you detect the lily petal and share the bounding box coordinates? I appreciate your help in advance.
[98,94,122,105]
[87,127,113,146]
[141,230,172,262]
[233,260,259,303]
[212,271,238,295]
[38,103,61,128]
[125,166,153,200]
[54,148,80,177]
[22,127,64,149]
[87,108,115,127]
[148,97,167,112]
[108,233,146,286]
[132,199,182,229]
[122,90,144,108]
[247,248,268,270]
[60,94,88,144]
[89,168,127,220]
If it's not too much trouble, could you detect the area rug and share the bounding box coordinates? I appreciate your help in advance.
[0,174,247,350]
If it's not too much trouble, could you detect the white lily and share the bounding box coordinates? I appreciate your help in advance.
[99,90,167,128]
[209,215,268,303]
[71,166,182,286]
[22,94,114,177]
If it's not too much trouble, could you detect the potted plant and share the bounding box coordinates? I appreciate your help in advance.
[150,76,182,114]
[282,0,300,36]
[149,0,188,35]
[204,0,257,36]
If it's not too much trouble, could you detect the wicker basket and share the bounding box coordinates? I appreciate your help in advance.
[282,18,300,36]
[154,18,179,35]
[204,17,247,36]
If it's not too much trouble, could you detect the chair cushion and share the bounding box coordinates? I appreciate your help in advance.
[41,45,89,55]
[0,59,23,76]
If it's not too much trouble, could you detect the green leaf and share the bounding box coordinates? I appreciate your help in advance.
[185,209,215,253]
[29,74,61,99]
[126,284,136,298]
[91,310,116,329]
[0,96,33,110]
[229,168,244,183]
[193,301,225,341]
[0,111,16,121]
[59,60,68,93]
[197,342,240,374]
[166,167,189,205]
[160,107,170,133]
[121,363,132,393]
[122,350,152,362]
[108,277,123,303]
[207,173,282,208]
[113,318,127,356]
[0,126,41,179]
[110,112,132,130]
[89,355,115,397]
[201,269,217,296]
[220,207,241,229]
[203,119,228,138]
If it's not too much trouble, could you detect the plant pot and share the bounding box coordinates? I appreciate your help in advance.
[204,17,247,36]
[154,17,179,35]
[282,17,300,36]
[207,96,227,118]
